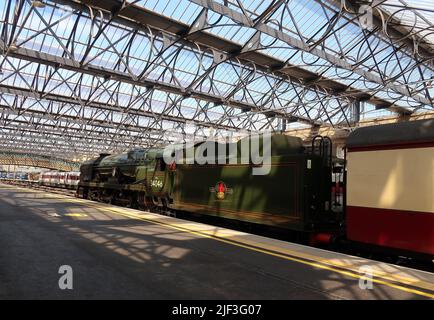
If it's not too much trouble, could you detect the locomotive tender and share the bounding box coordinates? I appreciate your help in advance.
[77,119,434,260]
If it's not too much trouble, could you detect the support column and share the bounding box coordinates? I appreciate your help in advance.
[351,101,361,124]
[281,118,287,132]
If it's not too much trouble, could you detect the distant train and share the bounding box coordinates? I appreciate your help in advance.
[39,171,80,189]
[74,119,434,261]
[0,170,80,189]
[0,171,29,180]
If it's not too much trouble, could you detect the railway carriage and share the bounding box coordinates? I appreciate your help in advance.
[39,171,81,189]
[40,172,56,186]
[346,119,434,257]
[59,172,66,186]
[65,172,80,189]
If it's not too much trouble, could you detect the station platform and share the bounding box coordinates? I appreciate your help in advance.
[0,183,433,300]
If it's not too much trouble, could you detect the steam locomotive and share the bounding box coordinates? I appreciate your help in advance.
[77,119,434,260]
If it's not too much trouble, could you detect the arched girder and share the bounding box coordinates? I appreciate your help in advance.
[0,151,80,171]
[0,0,433,162]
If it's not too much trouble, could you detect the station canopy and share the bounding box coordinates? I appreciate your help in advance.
[0,0,433,160]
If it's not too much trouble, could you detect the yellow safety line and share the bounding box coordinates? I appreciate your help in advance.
[58,199,434,298]
[109,207,430,288]
[50,194,434,291]
[2,184,434,299]
[63,213,88,217]
[104,210,434,299]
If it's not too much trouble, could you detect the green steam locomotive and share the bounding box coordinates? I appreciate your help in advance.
[77,134,342,237]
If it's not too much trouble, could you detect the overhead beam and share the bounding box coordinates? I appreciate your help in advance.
[0,39,317,126]
[0,103,169,135]
[0,142,100,159]
[0,135,104,152]
[323,0,434,59]
[0,151,80,171]
[0,120,168,146]
[63,0,397,111]
[188,0,432,107]
[0,84,238,132]
[0,125,163,148]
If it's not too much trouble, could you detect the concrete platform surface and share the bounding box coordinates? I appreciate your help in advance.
[0,183,433,300]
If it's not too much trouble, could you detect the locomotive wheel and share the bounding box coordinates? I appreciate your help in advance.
[109,192,117,205]
[143,196,156,212]
[138,193,147,210]
[128,193,138,209]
